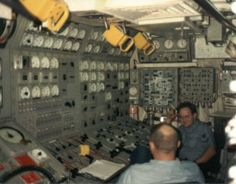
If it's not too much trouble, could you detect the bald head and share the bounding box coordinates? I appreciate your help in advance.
[149,123,179,153]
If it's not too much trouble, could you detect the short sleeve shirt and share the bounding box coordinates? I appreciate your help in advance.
[178,120,215,161]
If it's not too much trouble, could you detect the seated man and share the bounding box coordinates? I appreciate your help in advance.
[177,102,216,175]
[117,123,204,184]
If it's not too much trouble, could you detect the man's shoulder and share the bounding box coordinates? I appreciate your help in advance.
[180,161,201,172]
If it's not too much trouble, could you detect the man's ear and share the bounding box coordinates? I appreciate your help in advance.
[149,141,156,152]
[177,140,181,148]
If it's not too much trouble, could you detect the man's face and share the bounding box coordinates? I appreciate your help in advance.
[178,107,196,127]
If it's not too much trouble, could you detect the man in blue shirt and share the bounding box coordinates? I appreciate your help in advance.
[177,102,216,176]
[117,123,204,184]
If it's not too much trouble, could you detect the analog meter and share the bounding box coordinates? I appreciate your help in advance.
[64,40,73,50]
[85,44,93,52]
[41,57,50,68]
[50,58,59,69]
[71,42,80,51]
[70,27,79,38]
[43,37,54,48]
[177,38,188,49]
[53,39,63,49]
[22,33,34,46]
[41,86,50,97]
[89,61,97,70]
[164,39,174,49]
[80,72,89,82]
[33,35,44,47]
[0,127,24,144]
[129,86,138,96]
[51,85,59,96]
[77,30,86,39]
[20,87,30,99]
[32,86,41,98]
[31,56,40,68]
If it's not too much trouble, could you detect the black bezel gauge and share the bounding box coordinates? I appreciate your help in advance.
[0,127,25,144]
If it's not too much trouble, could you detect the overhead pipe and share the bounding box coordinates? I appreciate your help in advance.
[193,0,236,32]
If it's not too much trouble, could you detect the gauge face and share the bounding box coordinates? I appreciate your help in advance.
[64,41,73,50]
[0,128,24,143]
[85,44,93,52]
[89,72,97,81]
[93,45,101,53]
[164,39,174,49]
[50,58,59,69]
[33,35,44,47]
[177,39,187,49]
[41,57,50,68]
[97,82,105,92]
[41,86,50,97]
[97,72,105,81]
[153,40,161,50]
[22,33,34,46]
[43,37,54,48]
[80,72,89,82]
[31,56,40,68]
[53,39,63,49]
[108,48,115,55]
[81,60,89,70]
[125,63,129,71]
[32,86,41,98]
[119,63,124,70]
[97,62,104,70]
[91,31,98,40]
[71,42,80,51]
[105,92,112,101]
[89,61,97,70]
[89,83,97,93]
[70,27,79,38]
[59,27,69,36]
[20,87,30,99]
[129,86,138,96]
[77,30,86,39]
[51,85,59,96]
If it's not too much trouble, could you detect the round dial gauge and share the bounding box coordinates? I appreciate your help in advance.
[53,39,63,49]
[43,37,54,48]
[41,86,50,97]
[105,92,112,101]
[89,83,97,93]
[0,127,24,144]
[50,58,59,69]
[64,40,72,50]
[177,39,187,49]
[153,40,161,50]
[77,30,86,39]
[89,61,97,70]
[33,35,44,47]
[164,39,174,49]
[59,27,69,36]
[20,87,30,99]
[97,72,105,81]
[97,62,104,70]
[32,86,41,98]
[129,86,138,96]
[89,72,97,81]
[119,63,124,70]
[97,82,105,92]
[22,33,34,46]
[31,56,40,68]
[81,61,89,70]
[70,27,79,38]
[113,63,118,71]
[27,21,38,31]
[71,42,80,51]
[51,85,59,96]
[41,57,50,68]
[85,44,93,52]
[80,72,89,82]
[125,63,129,71]
[119,81,125,89]
[91,31,98,40]
[108,48,115,55]
[93,45,101,53]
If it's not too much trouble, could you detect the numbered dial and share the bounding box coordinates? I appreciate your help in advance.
[22,33,34,46]
[33,35,44,47]
[32,86,41,98]
[51,85,59,96]
[0,127,24,144]
[77,30,86,39]
[41,57,50,68]
[44,37,54,48]
[31,56,40,68]
[164,39,174,49]
[177,39,188,49]
[50,58,59,69]
[53,39,63,49]
[20,87,30,99]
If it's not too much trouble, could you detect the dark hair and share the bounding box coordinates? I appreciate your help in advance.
[176,101,197,114]
[149,123,180,153]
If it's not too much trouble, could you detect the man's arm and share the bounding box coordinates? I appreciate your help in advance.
[195,146,216,164]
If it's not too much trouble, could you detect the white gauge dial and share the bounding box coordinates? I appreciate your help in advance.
[85,44,93,52]
[50,58,59,69]
[97,72,105,81]
[177,39,187,49]
[70,27,79,38]
[97,82,105,92]
[129,86,138,96]
[41,57,50,68]
[97,62,105,70]
[124,63,129,71]
[43,37,54,48]
[64,41,73,50]
[108,48,115,55]
[0,128,24,143]
[53,39,63,49]
[119,81,125,89]
[77,30,86,39]
[20,87,30,99]
[89,83,97,93]
[119,63,124,70]
[89,72,97,81]
[80,72,89,82]
[81,60,89,70]
[105,92,112,101]
[14,55,23,69]
[51,85,59,96]
[93,45,101,53]
[33,35,44,47]
[31,56,40,68]
[89,61,97,70]
[22,33,34,46]
[59,27,69,36]
[164,39,174,49]
[41,86,50,97]
[91,31,98,40]
[71,42,80,51]
[32,86,41,98]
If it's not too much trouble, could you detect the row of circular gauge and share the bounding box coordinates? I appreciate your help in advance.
[79,71,129,82]
[79,61,129,71]
[86,81,126,94]
[27,21,105,41]
[21,33,81,51]
[153,38,188,50]
[19,85,59,99]
[14,56,59,69]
